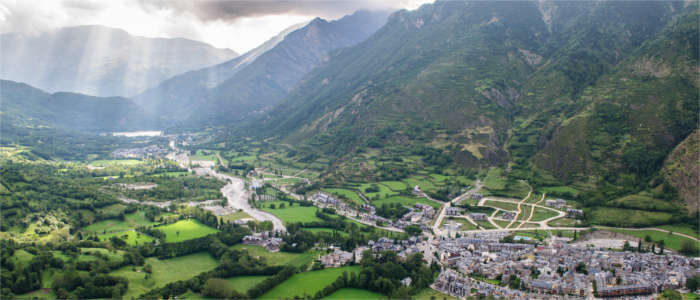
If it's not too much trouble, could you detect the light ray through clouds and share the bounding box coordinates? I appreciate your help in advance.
[0,0,433,53]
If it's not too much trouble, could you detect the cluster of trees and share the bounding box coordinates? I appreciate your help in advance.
[0,161,120,230]
[52,272,128,299]
[284,211,409,251]
[376,203,410,219]
[314,251,440,299]
[120,175,225,203]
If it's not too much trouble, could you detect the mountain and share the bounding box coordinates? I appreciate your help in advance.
[0,25,237,97]
[135,10,390,125]
[0,80,153,133]
[133,21,309,117]
[257,1,697,215]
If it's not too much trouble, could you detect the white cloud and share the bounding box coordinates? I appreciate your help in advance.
[0,0,433,53]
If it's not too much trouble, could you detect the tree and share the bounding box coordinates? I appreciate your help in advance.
[658,240,665,254]
[644,235,652,243]
[680,240,699,256]
[203,278,234,299]
[687,275,700,292]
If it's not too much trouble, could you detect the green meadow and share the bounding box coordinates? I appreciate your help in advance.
[321,288,385,300]
[111,252,219,299]
[158,219,220,243]
[261,201,323,224]
[226,275,271,293]
[259,266,362,300]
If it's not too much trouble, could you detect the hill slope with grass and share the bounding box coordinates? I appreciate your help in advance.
[251,0,697,223]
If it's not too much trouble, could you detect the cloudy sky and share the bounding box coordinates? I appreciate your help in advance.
[0,0,432,54]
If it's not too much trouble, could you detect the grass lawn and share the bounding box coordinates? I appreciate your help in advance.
[226,275,270,293]
[372,195,441,210]
[16,289,56,300]
[259,266,362,300]
[483,200,518,212]
[261,201,323,224]
[321,288,385,300]
[158,219,219,243]
[99,230,154,246]
[414,288,459,300]
[231,244,316,267]
[530,207,560,222]
[111,252,219,299]
[685,293,699,300]
[600,228,699,253]
[323,188,364,205]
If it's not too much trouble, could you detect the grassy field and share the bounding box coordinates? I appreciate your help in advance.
[414,288,459,300]
[89,159,142,166]
[191,150,218,162]
[483,200,518,211]
[401,176,440,194]
[445,217,478,230]
[381,181,408,191]
[658,225,699,239]
[112,252,219,299]
[226,275,270,293]
[303,227,349,237]
[611,193,677,212]
[483,168,506,190]
[358,183,398,199]
[590,208,673,227]
[537,186,580,197]
[11,249,35,265]
[548,217,579,227]
[321,288,385,300]
[79,248,125,262]
[231,244,318,267]
[323,188,364,205]
[518,205,533,221]
[530,207,561,222]
[259,266,362,300]
[158,219,219,243]
[261,201,323,224]
[475,220,496,230]
[494,219,511,228]
[99,230,154,246]
[372,195,441,210]
[600,228,699,253]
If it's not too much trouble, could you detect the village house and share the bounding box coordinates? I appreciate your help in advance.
[501,211,516,220]
[401,277,412,287]
[320,249,353,268]
[566,208,584,218]
[412,185,422,195]
[445,207,460,216]
[545,198,567,209]
[469,212,488,221]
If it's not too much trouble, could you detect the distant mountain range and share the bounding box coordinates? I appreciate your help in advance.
[0,25,237,97]
[134,10,390,126]
[0,79,152,133]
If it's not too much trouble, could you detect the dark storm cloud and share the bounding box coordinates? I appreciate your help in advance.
[139,0,387,21]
